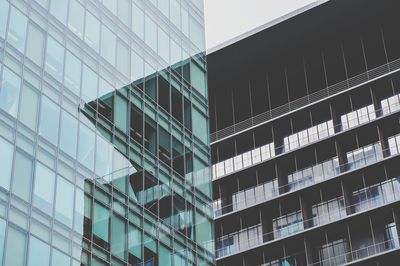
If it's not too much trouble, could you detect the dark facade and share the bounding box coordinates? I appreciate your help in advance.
[208,0,400,265]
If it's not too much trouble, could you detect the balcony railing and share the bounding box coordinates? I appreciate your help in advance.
[210,57,400,143]
[216,176,400,258]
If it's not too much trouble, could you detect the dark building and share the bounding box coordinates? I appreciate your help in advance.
[208,0,400,265]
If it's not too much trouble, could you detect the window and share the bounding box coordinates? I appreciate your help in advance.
[189,16,205,50]
[4,226,27,266]
[12,151,33,202]
[50,0,68,24]
[103,0,117,14]
[192,108,208,144]
[130,106,143,144]
[195,212,213,252]
[8,7,28,52]
[64,51,82,94]
[111,215,126,260]
[145,118,157,155]
[55,176,74,227]
[19,84,39,130]
[0,67,21,118]
[26,24,45,66]
[45,35,64,81]
[27,236,50,266]
[191,63,207,97]
[159,245,172,266]
[171,89,183,122]
[145,15,157,51]
[74,188,85,235]
[101,25,116,65]
[114,94,129,133]
[81,64,98,102]
[0,0,9,38]
[33,162,56,213]
[170,0,180,29]
[85,11,100,52]
[116,40,130,78]
[159,128,171,164]
[184,99,191,130]
[60,110,78,158]
[118,0,131,27]
[128,224,142,263]
[95,134,113,178]
[68,0,84,38]
[193,156,211,197]
[158,76,170,112]
[158,28,170,63]
[78,124,95,171]
[131,51,144,82]
[0,218,5,264]
[0,137,13,190]
[51,249,70,266]
[93,202,109,243]
[132,3,144,39]
[39,96,60,145]
[172,138,184,175]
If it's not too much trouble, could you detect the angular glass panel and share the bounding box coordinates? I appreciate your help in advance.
[0,67,21,118]
[114,94,128,133]
[19,84,39,130]
[0,0,9,38]
[93,202,109,242]
[27,236,50,266]
[51,249,70,266]
[33,162,56,213]
[111,215,126,260]
[8,7,28,52]
[55,176,74,227]
[45,36,64,81]
[78,123,95,171]
[50,0,68,24]
[26,24,45,66]
[101,25,116,65]
[0,136,13,191]
[39,96,60,145]
[64,51,82,94]
[95,134,113,178]
[74,187,85,235]
[85,11,100,52]
[60,110,78,158]
[4,226,27,266]
[12,151,33,202]
[68,0,84,38]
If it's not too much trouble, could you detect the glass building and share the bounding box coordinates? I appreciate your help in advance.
[0,0,214,265]
[208,0,400,265]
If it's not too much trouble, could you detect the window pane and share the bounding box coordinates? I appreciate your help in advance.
[195,212,213,252]
[116,40,130,78]
[33,162,56,213]
[94,202,109,242]
[0,67,21,118]
[145,15,157,51]
[95,135,113,178]
[51,249,70,266]
[159,245,172,266]
[118,0,130,27]
[114,94,128,133]
[0,137,13,190]
[64,51,82,94]
[111,215,126,260]
[128,225,142,259]
[132,3,144,39]
[0,0,9,38]
[49,0,68,24]
[81,65,98,102]
[8,7,28,52]
[12,151,33,202]
[78,124,95,171]
[19,84,39,130]
[101,25,116,65]
[190,63,207,97]
[39,96,60,145]
[158,28,169,63]
[4,226,27,266]
[74,188,85,235]
[55,176,74,227]
[60,110,78,158]
[192,108,208,144]
[45,36,64,81]
[68,0,84,38]
[103,0,116,14]
[85,11,100,52]
[131,51,144,82]
[27,236,50,266]
[0,218,5,264]
[26,24,45,66]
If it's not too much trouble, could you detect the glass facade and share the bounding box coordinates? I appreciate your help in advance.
[0,0,213,265]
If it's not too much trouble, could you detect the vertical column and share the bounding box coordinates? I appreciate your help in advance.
[304,237,314,265]
[300,195,312,229]
[330,103,342,133]
[377,124,390,157]
[341,180,352,216]
[335,140,348,173]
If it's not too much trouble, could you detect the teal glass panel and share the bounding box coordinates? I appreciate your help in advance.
[111,215,126,260]
[192,108,208,144]
[74,187,84,235]
[45,35,64,81]
[93,202,109,242]
[50,0,68,24]
[128,224,142,259]
[60,110,78,158]
[84,11,100,52]
[19,85,39,130]
[195,212,213,252]
[64,51,82,94]
[0,218,6,264]
[132,3,144,39]
[78,124,95,171]
[4,226,27,266]
[55,176,74,227]
[27,236,50,266]
[12,151,33,202]
[159,245,172,266]
[51,249,70,266]
[0,67,21,118]
[100,25,116,65]
[26,24,45,66]
[0,137,13,190]
[95,135,113,178]
[81,64,98,102]
[114,94,129,133]
[8,7,27,52]
[39,96,60,145]
[190,63,207,97]
[33,162,56,213]
[0,0,9,38]
[193,156,211,197]
[68,0,84,38]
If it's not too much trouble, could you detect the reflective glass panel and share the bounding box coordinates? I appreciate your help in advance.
[52,249,70,266]
[0,218,5,263]
[50,0,68,24]
[111,215,126,260]
[100,25,116,65]
[0,0,9,38]
[132,3,144,39]
[39,96,60,145]
[0,136,13,190]
[81,64,98,102]
[8,7,27,52]
[26,24,45,66]
[4,226,27,266]
[55,176,74,227]
[19,84,39,130]
[68,0,84,38]
[145,15,157,51]
[85,11,100,52]
[33,162,56,213]
[78,124,95,171]
[64,51,82,94]
[12,151,33,202]
[45,35,64,81]
[60,110,78,158]
[192,108,208,144]
[94,202,109,242]
[0,67,21,118]
[27,236,50,266]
